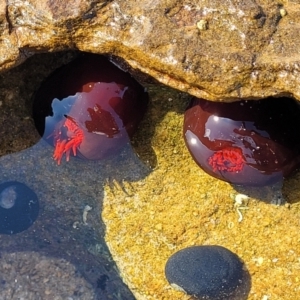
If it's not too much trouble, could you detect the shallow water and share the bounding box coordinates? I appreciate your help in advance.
[1,52,300,300]
[0,52,139,299]
[102,86,300,300]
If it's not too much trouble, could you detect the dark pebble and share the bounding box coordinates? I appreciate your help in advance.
[165,245,245,299]
[0,181,39,234]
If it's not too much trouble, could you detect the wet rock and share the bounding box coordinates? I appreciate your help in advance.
[1,1,300,102]
[0,181,39,235]
[165,245,246,299]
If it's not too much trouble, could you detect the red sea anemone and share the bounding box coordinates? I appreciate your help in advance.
[33,53,148,165]
[183,97,300,186]
[208,147,245,173]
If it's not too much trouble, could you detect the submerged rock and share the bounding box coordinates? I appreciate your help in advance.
[165,245,247,299]
[1,1,300,102]
[0,181,39,234]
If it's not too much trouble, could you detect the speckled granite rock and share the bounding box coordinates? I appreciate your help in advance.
[1,0,300,101]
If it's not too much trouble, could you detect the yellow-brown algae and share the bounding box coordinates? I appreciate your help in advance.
[102,87,300,300]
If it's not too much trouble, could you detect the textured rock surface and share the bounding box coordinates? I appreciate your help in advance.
[1,50,300,299]
[102,86,300,300]
[1,0,300,101]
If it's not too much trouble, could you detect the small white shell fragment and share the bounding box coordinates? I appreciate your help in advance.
[280,8,287,17]
[72,221,80,229]
[235,194,249,205]
[234,194,249,222]
[196,20,208,31]
[83,205,92,225]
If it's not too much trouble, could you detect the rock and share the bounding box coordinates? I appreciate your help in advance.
[101,85,300,299]
[1,1,300,102]
[0,181,39,235]
[165,245,246,299]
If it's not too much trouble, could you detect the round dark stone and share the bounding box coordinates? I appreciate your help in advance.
[165,245,244,299]
[0,181,39,235]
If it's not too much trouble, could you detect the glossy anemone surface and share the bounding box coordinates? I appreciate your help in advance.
[0,181,39,234]
[33,53,148,165]
[184,97,300,186]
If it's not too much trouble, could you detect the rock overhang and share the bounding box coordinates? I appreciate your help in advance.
[0,0,299,102]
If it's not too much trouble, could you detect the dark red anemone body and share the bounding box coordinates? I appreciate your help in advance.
[183,97,300,186]
[33,53,148,164]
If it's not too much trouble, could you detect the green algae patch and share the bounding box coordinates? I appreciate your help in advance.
[102,86,300,300]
